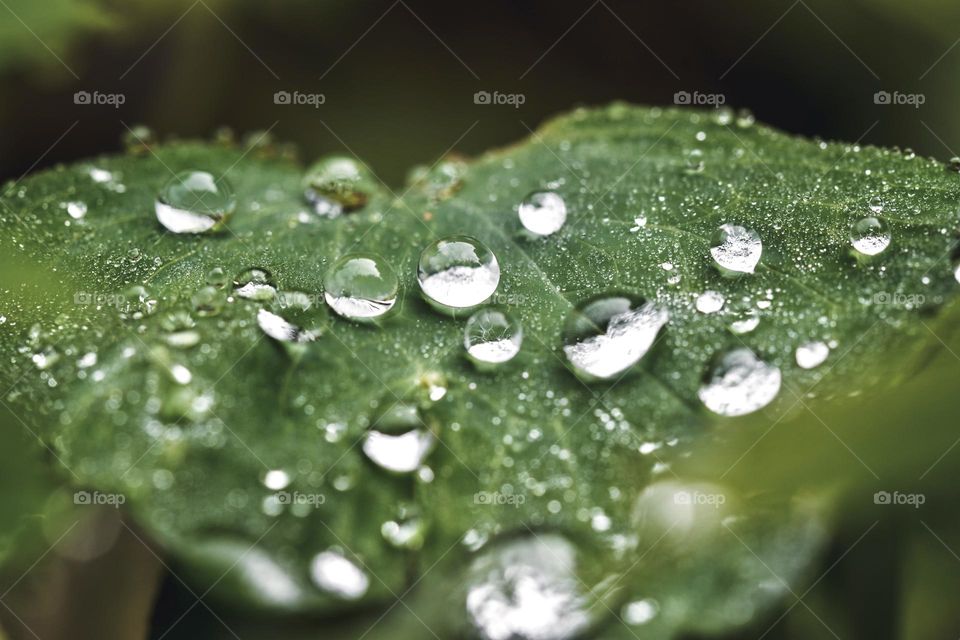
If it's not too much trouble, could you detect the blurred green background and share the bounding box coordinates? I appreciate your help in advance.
[2,1,960,639]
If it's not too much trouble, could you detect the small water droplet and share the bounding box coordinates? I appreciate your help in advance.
[323,253,398,322]
[257,291,325,343]
[233,268,277,301]
[262,469,292,490]
[622,599,658,625]
[65,201,87,220]
[122,285,158,320]
[418,236,500,312]
[206,267,229,288]
[155,171,236,234]
[695,290,725,314]
[409,157,467,201]
[850,216,891,256]
[122,125,156,153]
[562,295,668,381]
[795,341,830,369]
[464,308,522,367]
[381,515,426,550]
[309,550,369,600]
[710,224,762,275]
[698,348,781,416]
[192,286,224,317]
[160,310,200,348]
[518,191,567,236]
[303,156,375,212]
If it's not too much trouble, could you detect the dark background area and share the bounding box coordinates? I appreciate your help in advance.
[1,0,958,186]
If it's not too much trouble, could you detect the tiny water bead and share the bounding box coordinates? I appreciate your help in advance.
[698,348,782,417]
[309,550,369,600]
[518,190,567,236]
[695,290,725,314]
[65,201,87,220]
[323,253,398,322]
[562,295,669,381]
[710,224,762,275]
[302,156,376,212]
[464,309,523,367]
[795,341,830,369]
[850,216,891,256]
[233,268,277,301]
[155,171,236,234]
[418,236,500,312]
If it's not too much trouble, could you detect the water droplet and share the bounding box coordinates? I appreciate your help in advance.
[302,156,375,211]
[381,515,426,550]
[257,291,324,343]
[323,253,398,322]
[160,311,200,349]
[795,341,829,369]
[192,286,224,317]
[710,224,762,275]
[309,550,369,600]
[464,308,522,367]
[409,157,467,201]
[729,308,760,334]
[850,216,891,256]
[562,295,668,381]
[698,348,781,416]
[233,268,277,301]
[65,201,87,220]
[418,236,500,312]
[155,171,236,234]
[262,469,292,490]
[518,191,567,236]
[362,403,435,473]
[954,260,960,284]
[735,108,755,128]
[948,157,960,173]
[464,534,594,640]
[122,125,155,153]
[696,290,725,314]
[206,267,229,288]
[622,599,658,625]
[122,285,158,319]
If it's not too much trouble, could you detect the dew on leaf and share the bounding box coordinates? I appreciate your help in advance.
[850,216,891,256]
[418,236,500,312]
[795,341,830,369]
[518,191,567,236]
[696,290,725,314]
[233,268,277,301]
[64,201,87,220]
[698,348,781,416]
[309,550,369,600]
[192,286,224,317]
[302,156,375,212]
[323,253,398,322]
[155,171,236,234]
[562,295,668,381]
[464,308,523,367]
[710,224,762,275]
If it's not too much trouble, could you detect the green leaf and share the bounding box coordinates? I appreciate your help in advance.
[1,104,958,638]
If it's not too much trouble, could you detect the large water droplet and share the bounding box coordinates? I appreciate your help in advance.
[464,308,522,367]
[233,268,277,301]
[418,236,500,312]
[710,224,762,275]
[302,156,375,212]
[323,253,398,322]
[850,216,891,256]
[795,341,830,369]
[257,291,325,343]
[155,171,235,234]
[362,403,435,473]
[309,550,369,600]
[464,534,594,640]
[698,348,781,416]
[518,191,567,236]
[562,295,668,381]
